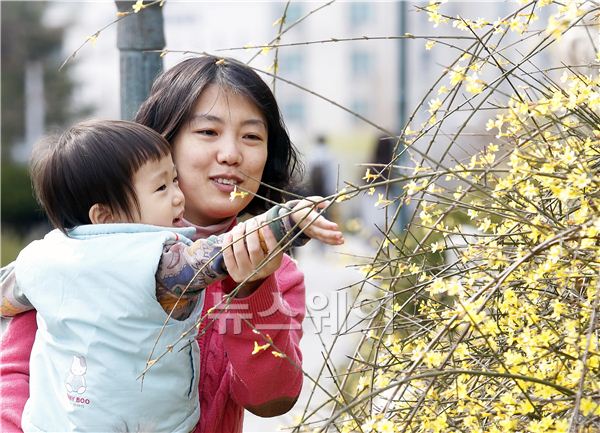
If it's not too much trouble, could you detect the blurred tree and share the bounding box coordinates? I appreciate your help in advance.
[1,1,92,230]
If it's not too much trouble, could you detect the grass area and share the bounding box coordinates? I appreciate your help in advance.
[1,228,26,266]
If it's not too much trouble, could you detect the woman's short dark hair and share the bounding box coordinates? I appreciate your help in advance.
[31,119,171,233]
[134,55,301,214]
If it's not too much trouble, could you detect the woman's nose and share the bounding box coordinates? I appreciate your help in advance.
[216,137,242,165]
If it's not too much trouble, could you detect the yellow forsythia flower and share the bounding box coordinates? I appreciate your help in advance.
[229,186,248,201]
[251,341,271,355]
[132,0,145,13]
[87,34,98,47]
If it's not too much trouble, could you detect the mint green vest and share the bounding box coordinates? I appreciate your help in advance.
[15,224,201,433]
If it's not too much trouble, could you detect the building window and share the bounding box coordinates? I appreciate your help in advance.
[283,101,305,124]
[351,51,371,77]
[279,52,304,76]
[351,99,369,123]
[273,3,303,29]
[349,2,371,27]
[284,3,303,23]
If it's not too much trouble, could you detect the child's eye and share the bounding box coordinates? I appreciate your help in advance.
[155,184,167,192]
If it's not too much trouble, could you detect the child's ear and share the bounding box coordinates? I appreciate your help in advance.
[88,204,116,224]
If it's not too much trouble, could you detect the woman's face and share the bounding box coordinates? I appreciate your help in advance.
[172,84,268,226]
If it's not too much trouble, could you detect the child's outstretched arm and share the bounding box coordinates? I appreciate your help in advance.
[156,198,343,319]
[286,197,344,246]
[156,236,228,320]
[252,197,344,251]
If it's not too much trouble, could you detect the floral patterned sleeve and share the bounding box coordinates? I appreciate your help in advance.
[0,262,33,317]
[156,234,228,320]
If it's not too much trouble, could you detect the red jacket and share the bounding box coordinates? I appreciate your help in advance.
[0,254,305,433]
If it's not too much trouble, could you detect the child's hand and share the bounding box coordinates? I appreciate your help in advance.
[288,197,344,245]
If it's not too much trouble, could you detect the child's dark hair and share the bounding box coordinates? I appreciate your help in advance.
[30,119,171,233]
[134,55,302,214]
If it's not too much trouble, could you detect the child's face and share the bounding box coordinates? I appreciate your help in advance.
[130,155,185,227]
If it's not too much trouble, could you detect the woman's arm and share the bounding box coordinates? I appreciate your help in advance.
[0,310,36,433]
[219,255,305,416]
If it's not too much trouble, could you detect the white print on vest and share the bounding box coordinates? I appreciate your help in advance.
[65,355,87,394]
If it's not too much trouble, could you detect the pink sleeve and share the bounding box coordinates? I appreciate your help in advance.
[219,255,305,408]
[0,310,36,433]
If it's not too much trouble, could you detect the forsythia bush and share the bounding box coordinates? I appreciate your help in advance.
[297,1,600,432]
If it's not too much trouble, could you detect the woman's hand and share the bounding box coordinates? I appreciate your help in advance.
[222,217,283,297]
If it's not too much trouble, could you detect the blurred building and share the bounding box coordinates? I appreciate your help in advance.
[40,1,559,166]
[15,1,573,208]
[30,1,565,224]
[42,2,400,156]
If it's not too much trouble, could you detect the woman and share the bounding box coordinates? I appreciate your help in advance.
[1,55,307,433]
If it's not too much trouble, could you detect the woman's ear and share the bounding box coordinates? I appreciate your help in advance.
[88,204,116,224]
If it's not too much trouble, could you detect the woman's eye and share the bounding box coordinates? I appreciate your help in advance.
[155,184,167,192]
[196,129,217,136]
[244,134,263,141]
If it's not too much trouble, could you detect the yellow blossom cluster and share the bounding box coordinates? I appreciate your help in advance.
[355,77,599,430]
[323,3,600,433]
[292,2,600,433]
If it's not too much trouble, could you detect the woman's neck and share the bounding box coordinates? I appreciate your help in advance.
[182,216,236,241]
